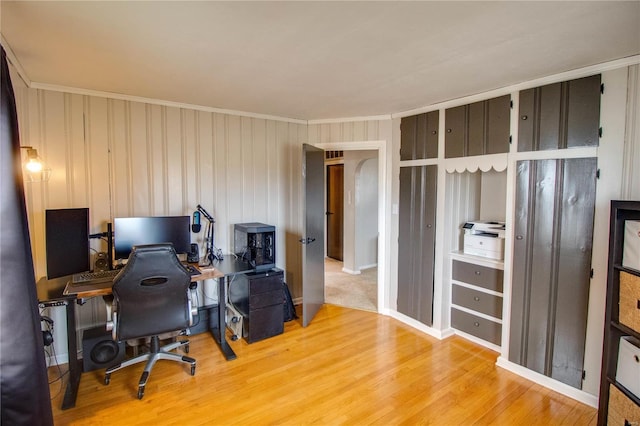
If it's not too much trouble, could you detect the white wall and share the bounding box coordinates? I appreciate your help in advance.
[342,150,378,273]
[355,157,378,269]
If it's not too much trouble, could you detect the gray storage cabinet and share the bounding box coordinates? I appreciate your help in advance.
[451,258,504,347]
[518,74,601,152]
[397,165,437,326]
[509,157,597,389]
[400,111,439,161]
[444,94,511,158]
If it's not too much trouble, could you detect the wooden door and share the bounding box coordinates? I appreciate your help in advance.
[326,164,343,261]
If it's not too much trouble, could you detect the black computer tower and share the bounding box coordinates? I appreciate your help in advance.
[234,223,275,271]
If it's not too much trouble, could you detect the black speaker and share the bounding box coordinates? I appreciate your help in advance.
[82,326,125,372]
[187,243,199,263]
[94,252,109,271]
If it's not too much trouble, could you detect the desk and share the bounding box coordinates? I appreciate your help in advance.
[36,263,239,410]
[208,255,255,359]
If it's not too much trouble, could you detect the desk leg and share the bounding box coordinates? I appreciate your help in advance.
[210,276,237,361]
[61,300,81,409]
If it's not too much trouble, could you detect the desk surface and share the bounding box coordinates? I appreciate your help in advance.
[38,265,224,301]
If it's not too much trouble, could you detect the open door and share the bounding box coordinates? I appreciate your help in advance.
[326,164,344,261]
[301,144,325,326]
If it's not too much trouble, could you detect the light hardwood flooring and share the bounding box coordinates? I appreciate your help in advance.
[49,305,597,425]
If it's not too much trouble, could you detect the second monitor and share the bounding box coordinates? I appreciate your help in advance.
[114,216,191,261]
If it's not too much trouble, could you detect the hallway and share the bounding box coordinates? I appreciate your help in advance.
[324,257,377,312]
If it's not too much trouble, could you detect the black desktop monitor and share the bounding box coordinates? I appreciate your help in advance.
[45,208,90,279]
[113,216,190,261]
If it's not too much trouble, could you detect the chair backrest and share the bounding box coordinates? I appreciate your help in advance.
[112,243,191,341]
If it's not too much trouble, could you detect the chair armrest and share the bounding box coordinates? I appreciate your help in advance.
[188,288,198,326]
[103,295,117,340]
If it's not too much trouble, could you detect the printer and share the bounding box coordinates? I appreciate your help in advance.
[462,221,506,260]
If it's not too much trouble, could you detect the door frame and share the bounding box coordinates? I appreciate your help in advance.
[312,141,387,313]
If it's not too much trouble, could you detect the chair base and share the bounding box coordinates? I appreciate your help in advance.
[104,335,196,399]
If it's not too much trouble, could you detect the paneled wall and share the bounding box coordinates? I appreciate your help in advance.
[308,120,385,144]
[15,88,307,300]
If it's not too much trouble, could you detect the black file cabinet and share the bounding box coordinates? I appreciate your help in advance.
[229,269,284,343]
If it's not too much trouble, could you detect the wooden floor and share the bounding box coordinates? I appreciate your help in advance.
[49,305,597,425]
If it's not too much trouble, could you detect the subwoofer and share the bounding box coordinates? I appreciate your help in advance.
[82,326,125,372]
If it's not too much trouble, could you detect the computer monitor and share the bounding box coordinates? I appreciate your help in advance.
[113,216,190,261]
[45,208,90,279]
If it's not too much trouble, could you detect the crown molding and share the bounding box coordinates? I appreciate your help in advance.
[29,82,308,125]
[308,114,392,125]
[0,33,31,87]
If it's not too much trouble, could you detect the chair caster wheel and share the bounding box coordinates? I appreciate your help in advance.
[184,344,189,354]
[138,387,145,399]
[231,334,238,341]
[231,316,240,323]
[104,374,111,385]
[191,365,196,376]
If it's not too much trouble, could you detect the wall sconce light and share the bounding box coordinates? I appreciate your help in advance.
[20,146,51,182]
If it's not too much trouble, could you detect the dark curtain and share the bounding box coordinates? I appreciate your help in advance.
[0,47,54,425]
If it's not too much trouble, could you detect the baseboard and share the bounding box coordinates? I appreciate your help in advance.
[359,263,377,271]
[385,310,454,340]
[495,356,598,408]
[341,267,361,275]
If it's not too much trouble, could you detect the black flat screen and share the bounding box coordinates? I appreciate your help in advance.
[113,216,190,260]
[45,208,90,279]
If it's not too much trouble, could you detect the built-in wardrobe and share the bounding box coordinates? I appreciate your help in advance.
[397,73,603,392]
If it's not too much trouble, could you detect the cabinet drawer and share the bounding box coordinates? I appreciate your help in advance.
[452,260,503,292]
[249,271,283,294]
[245,305,283,343]
[608,385,640,426]
[451,308,501,346]
[452,284,502,319]
[250,289,283,310]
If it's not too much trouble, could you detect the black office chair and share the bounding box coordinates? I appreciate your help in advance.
[104,243,196,399]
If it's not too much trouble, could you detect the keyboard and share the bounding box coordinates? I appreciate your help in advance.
[72,269,119,284]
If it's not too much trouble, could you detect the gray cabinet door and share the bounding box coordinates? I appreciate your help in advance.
[509,157,597,389]
[445,105,466,158]
[400,111,439,161]
[445,95,511,158]
[486,95,512,154]
[518,74,601,152]
[467,101,485,157]
[397,165,437,326]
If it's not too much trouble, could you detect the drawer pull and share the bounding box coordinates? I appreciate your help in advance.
[474,322,480,327]
[474,296,480,301]
[635,355,640,363]
[474,271,481,275]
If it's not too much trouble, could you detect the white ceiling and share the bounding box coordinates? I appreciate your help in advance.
[1,1,639,121]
